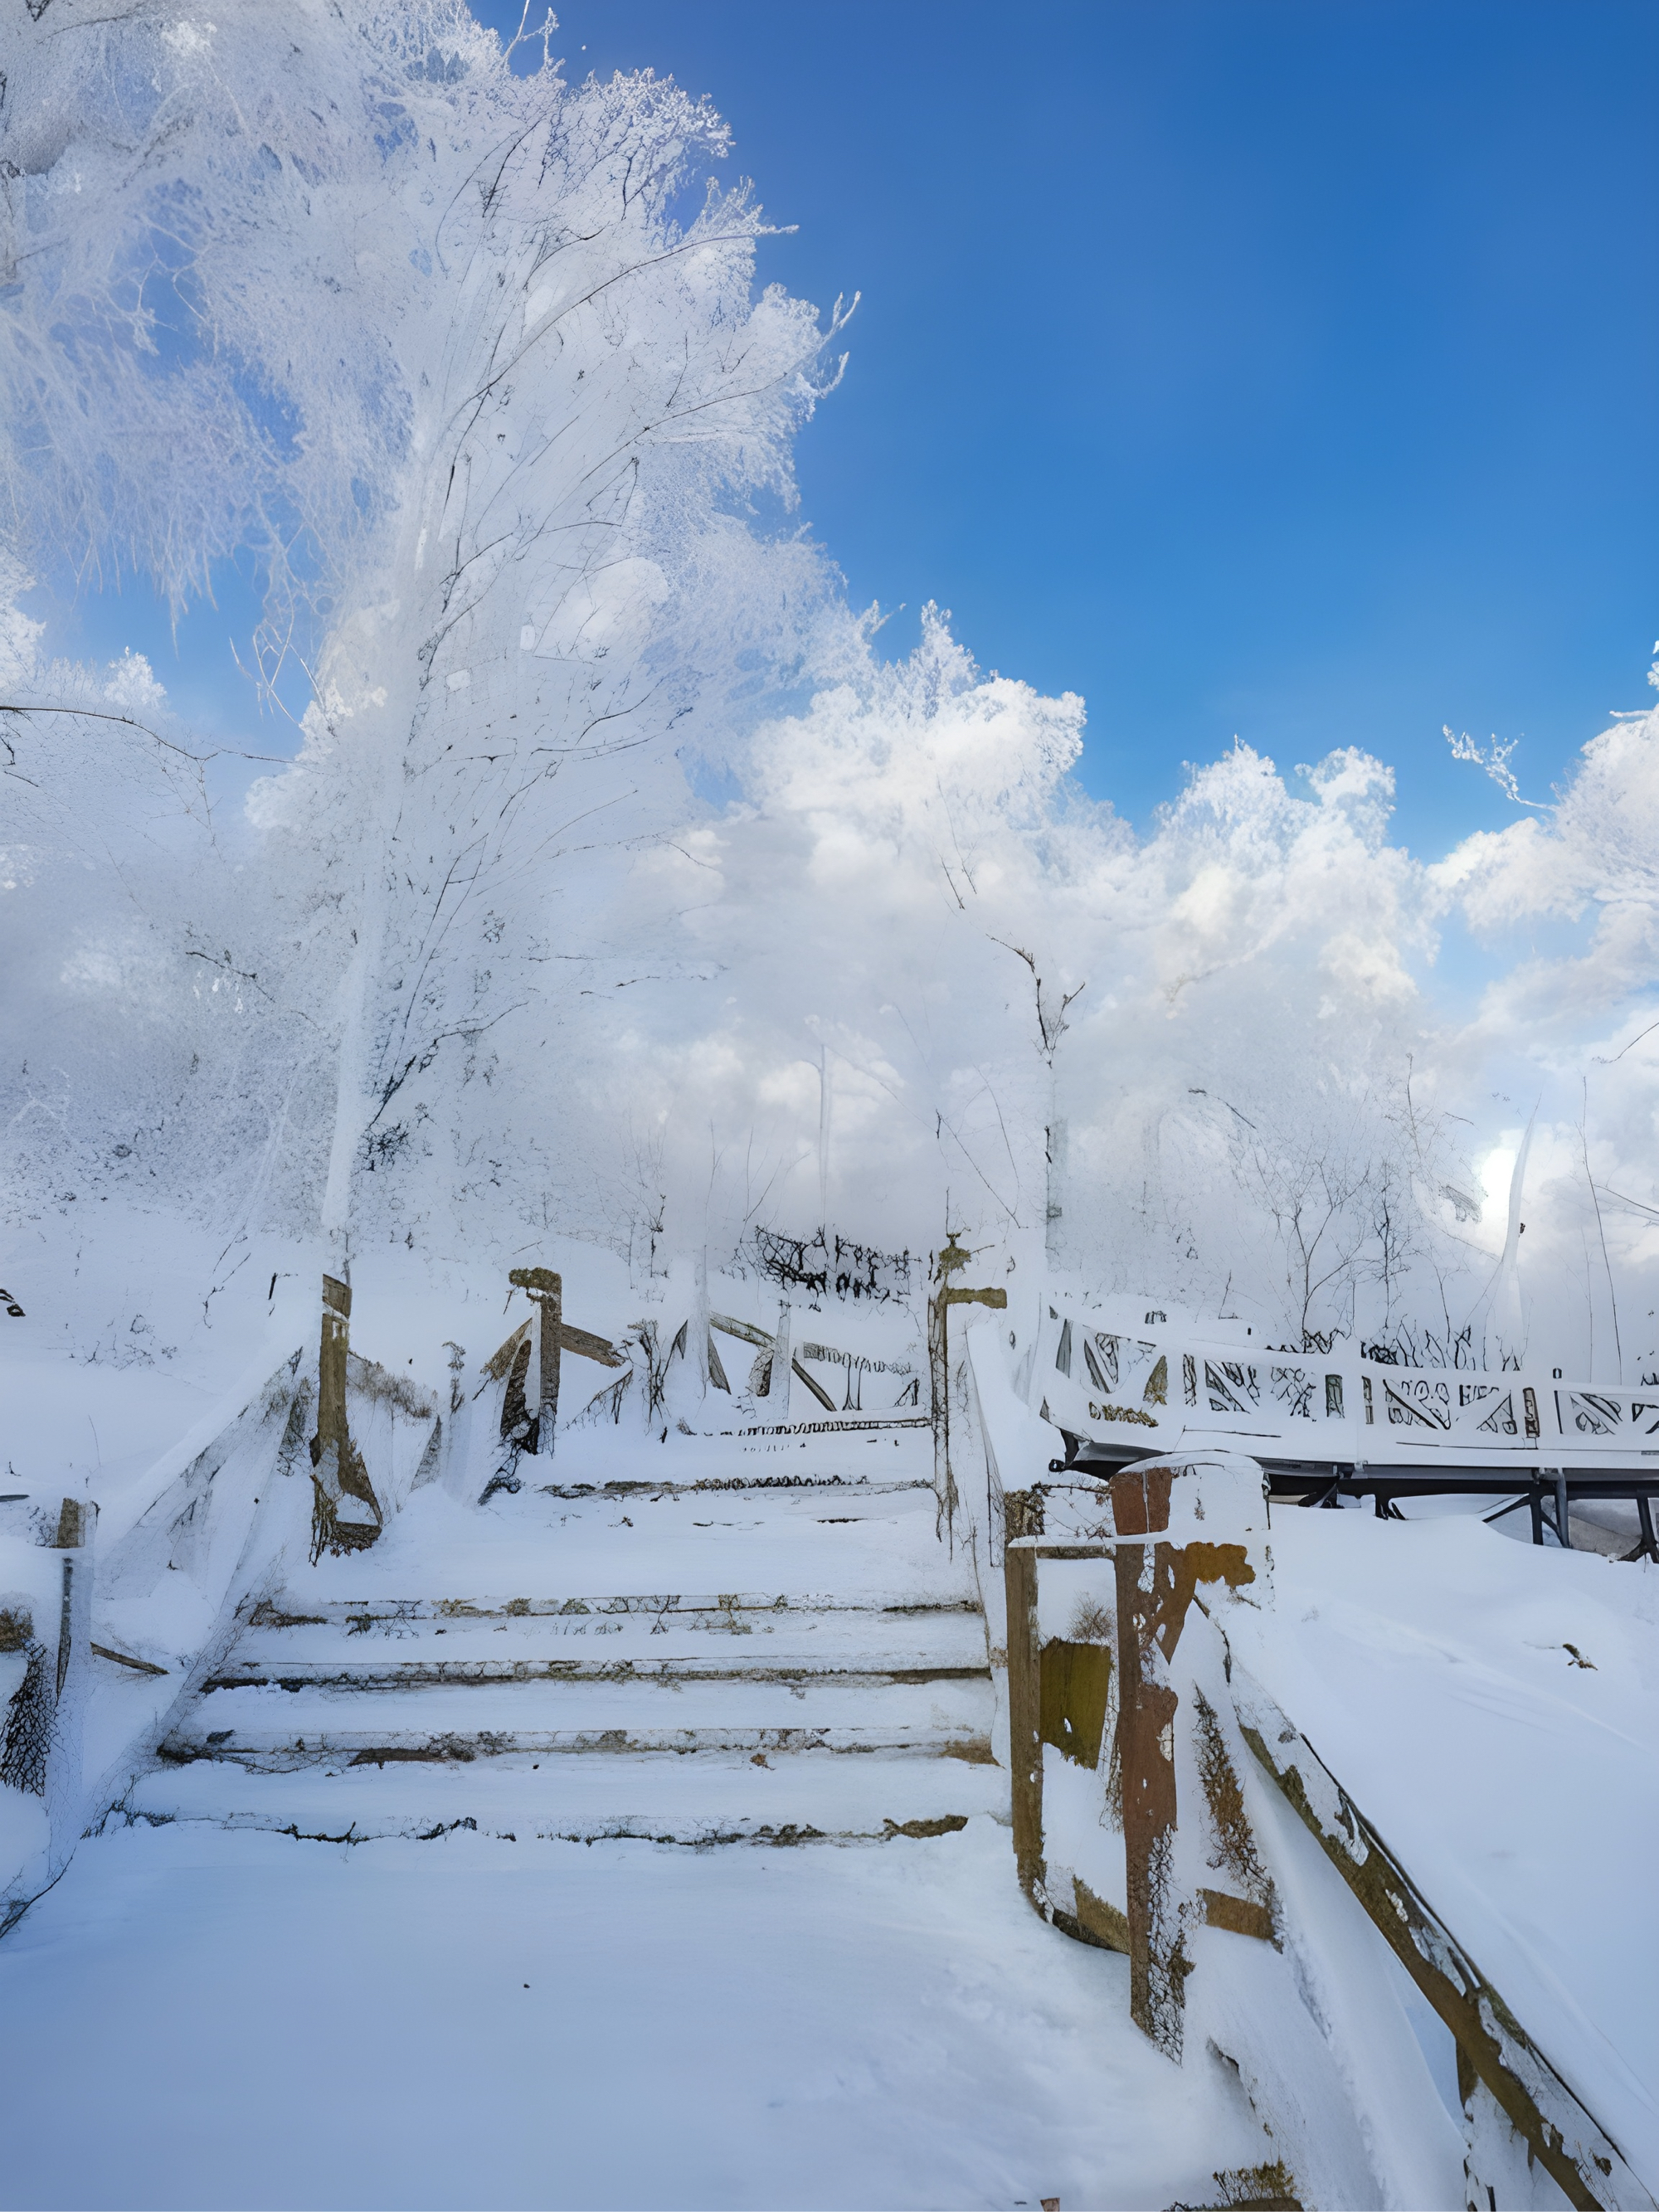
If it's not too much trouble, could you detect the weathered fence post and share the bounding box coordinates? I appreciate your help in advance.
[44,1495,91,1887]
[1004,1450,1266,2060]
[504,1267,628,1460]
[1111,1462,1184,2054]
[538,1273,562,1448]
[316,1273,349,1469]
[508,1266,563,1456]
[0,1495,95,1932]
[929,1235,1007,1539]
[1111,1457,1260,2057]
[770,1300,793,1419]
[309,1274,381,1558]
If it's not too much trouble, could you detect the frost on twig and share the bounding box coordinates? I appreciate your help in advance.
[1444,727,1547,810]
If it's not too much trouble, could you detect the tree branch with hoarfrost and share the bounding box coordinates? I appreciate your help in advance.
[1,4,1656,1372]
[2,1,844,1271]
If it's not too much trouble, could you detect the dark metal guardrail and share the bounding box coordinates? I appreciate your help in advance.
[1044,1433,1659,1558]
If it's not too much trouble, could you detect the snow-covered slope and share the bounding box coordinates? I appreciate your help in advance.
[1229,1510,1659,2187]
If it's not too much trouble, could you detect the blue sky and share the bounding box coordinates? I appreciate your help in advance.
[50,0,1658,858]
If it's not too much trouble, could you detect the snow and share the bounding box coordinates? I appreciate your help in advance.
[2,3,1658,2203]
[0,1247,1282,2210]
[300,1456,966,1609]
[0,1820,1270,2212]
[2,1193,1659,2204]
[130,1746,1010,1847]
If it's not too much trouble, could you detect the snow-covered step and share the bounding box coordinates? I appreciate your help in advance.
[206,1657,987,1693]
[530,1475,932,1501]
[304,1484,979,1617]
[247,1590,981,1624]
[224,1607,985,1675]
[126,1744,1005,1845]
[170,1670,993,1743]
[157,1722,992,1764]
[123,1434,995,1859]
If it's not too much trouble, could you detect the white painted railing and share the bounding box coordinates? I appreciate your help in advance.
[1032,1299,1659,1469]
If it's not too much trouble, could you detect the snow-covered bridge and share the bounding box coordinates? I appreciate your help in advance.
[1024,1296,1659,1557]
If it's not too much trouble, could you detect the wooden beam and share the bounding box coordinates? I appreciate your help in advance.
[707,1333,731,1393]
[480,1320,531,1385]
[1039,1638,1112,1770]
[709,1312,774,1353]
[791,1358,838,1413]
[703,1314,834,1412]
[90,1641,168,1677]
[1198,1889,1275,1942]
[555,1321,625,1369]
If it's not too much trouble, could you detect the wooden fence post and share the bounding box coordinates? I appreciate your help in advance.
[1108,1458,1258,2059]
[930,1235,1007,1541]
[309,1274,382,1558]
[506,1267,562,1454]
[771,1300,793,1418]
[538,1273,562,1448]
[1112,1492,1184,2054]
[508,1267,626,1456]
[1004,1489,1045,1908]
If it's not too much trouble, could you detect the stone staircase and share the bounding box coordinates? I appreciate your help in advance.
[124,1444,1004,1850]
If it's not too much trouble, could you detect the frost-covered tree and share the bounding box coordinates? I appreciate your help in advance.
[2,1,1655,1367]
[2,0,846,1273]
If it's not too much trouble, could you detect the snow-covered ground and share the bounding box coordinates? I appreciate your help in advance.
[0,1219,1281,2210]
[0,1819,1274,2212]
[3,9,1659,2205]
[1232,1509,1659,2185]
[6,1203,1659,2209]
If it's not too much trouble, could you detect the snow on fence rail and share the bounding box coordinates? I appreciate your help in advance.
[1000,1456,1656,2212]
[1034,1297,1659,1472]
[2,1354,306,1930]
[1,1288,449,1925]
